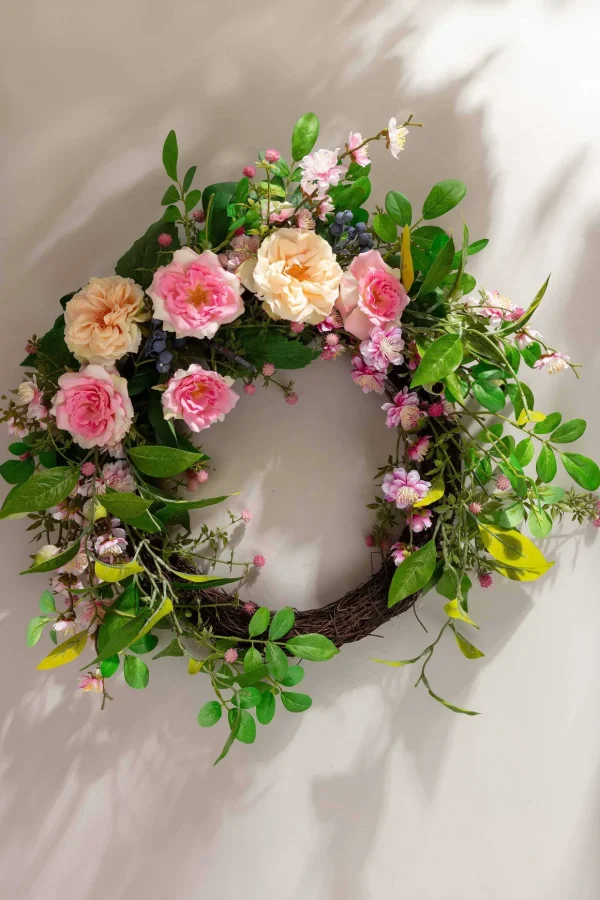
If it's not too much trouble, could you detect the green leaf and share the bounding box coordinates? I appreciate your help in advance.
[291,112,319,160]
[147,389,177,447]
[256,691,276,725]
[422,179,467,220]
[153,493,229,513]
[8,442,31,456]
[268,606,295,641]
[162,205,181,223]
[495,501,525,529]
[332,178,370,211]
[467,238,489,256]
[265,642,288,681]
[479,422,504,443]
[285,633,339,661]
[162,129,178,180]
[115,220,180,290]
[280,665,305,687]
[101,492,152,521]
[0,458,34,484]
[0,467,79,519]
[453,629,485,660]
[240,330,319,370]
[498,276,550,337]
[435,570,472,602]
[128,633,159,655]
[39,589,56,613]
[123,655,149,689]
[244,647,263,673]
[514,438,534,467]
[466,329,508,367]
[125,509,164,534]
[372,213,397,243]
[550,419,586,444]
[472,380,506,413]
[27,616,48,647]
[536,444,557,483]
[198,701,222,727]
[533,413,562,435]
[182,166,197,193]
[99,655,120,678]
[36,323,78,374]
[128,445,204,477]
[88,613,149,665]
[184,189,201,212]
[416,237,456,297]
[410,334,463,388]
[281,691,312,713]
[202,181,238,246]
[385,191,412,226]
[560,453,600,491]
[248,606,270,638]
[388,540,437,608]
[161,184,180,205]
[521,341,542,368]
[421,673,480,715]
[228,708,256,744]
[503,341,521,374]
[234,666,268,688]
[528,506,553,539]
[346,161,371,182]
[214,707,241,764]
[538,485,565,505]
[22,540,81,576]
[152,638,185,660]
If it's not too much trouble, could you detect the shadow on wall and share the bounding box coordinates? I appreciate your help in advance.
[1,1,599,898]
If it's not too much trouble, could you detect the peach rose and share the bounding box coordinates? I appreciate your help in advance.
[238,228,342,325]
[147,247,244,339]
[64,276,148,365]
[51,365,133,449]
[336,249,409,340]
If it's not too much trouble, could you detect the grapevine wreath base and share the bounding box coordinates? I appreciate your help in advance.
[2,112,599,762]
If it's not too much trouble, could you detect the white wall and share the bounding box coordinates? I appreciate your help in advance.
[1,1,599,898]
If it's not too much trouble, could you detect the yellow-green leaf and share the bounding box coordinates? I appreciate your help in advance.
[516,409,546,426]
[478,523,554,581]
[443,599,480,629]
[414,474,445,508]
[401,225,414,291]
[36,630,88,670]
[453,629,485,659]
[94,559,144,583]
[188,657,205,675]
[136,595,173,639]
[170,569,232,584]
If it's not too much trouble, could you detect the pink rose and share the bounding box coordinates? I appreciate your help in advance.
[148,247,244,339]
[337,250,409,340]
[51,365,133,449]
[162,364,239,433]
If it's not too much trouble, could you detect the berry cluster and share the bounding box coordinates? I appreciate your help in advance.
[147,321,187,373]
[329,209,373,254]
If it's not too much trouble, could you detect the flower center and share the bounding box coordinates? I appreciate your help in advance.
[380,336,400,357]
[286,263,311,282]
[187,284,209,307]
[191,382,208,400]
[395,485,419,505]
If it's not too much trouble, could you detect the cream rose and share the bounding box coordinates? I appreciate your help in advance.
[64,276,149,365]
[238,228,342,324]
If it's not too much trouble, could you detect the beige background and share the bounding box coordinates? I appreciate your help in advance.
[1,1,600,898]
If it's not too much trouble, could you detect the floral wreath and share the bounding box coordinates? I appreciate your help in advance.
[3,113,598,762]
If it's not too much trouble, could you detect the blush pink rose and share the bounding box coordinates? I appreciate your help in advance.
[148,247,244,339]
[51,365,133,449]
[162,364,239,433]
[336,250,409,340]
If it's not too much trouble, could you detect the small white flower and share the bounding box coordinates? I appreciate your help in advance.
[387,118,409,159]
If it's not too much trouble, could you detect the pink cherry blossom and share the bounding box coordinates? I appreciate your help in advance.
[295,207,315,230]
[148,247,244,339]
[316,196,335,221]
[337,250,409,340]
[347,132,370,167]
[514,327,542,350]
[102,460,136,493]
[316,309,343,333]
[381,468,431,509]
[300,149,347,197]
[351,356,386,394]
[406,509,433,532]
[360,324,405,371]
[162,364,239,433]
[407,435,431,463]
[381,387,420,428]
[78,674,104,694]
[391,542,412,565]
[534,352,570,375]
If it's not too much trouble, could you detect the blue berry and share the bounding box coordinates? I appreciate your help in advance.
[347,226,356,239]
[156,361,170,373]
[152,339,167,353]
[335,211,345,224]
[159,350,173,364]
[342,209,353,224]
[151,318,163,326]
[330,222,343,236]
[358,232,372,247]
[356,221,367,233]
